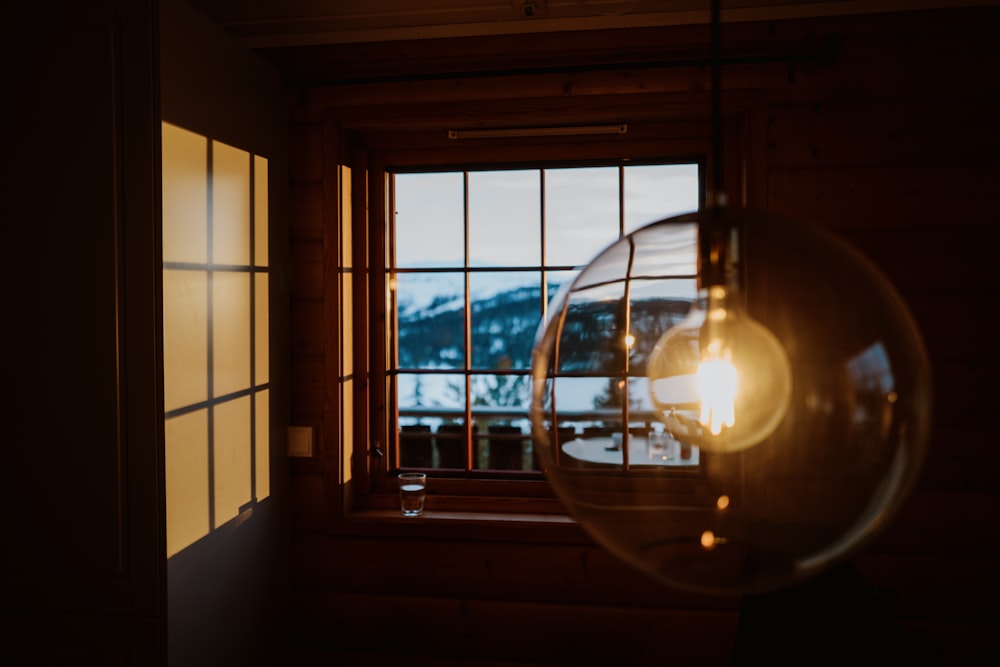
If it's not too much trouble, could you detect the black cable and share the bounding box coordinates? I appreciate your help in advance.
[710,0,724,204]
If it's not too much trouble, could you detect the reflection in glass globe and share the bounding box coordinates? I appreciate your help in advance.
[530,207,932,595]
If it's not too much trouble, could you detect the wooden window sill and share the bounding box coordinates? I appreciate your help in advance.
[331,507,594,544]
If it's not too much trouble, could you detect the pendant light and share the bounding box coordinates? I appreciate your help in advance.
[530,0,932,595]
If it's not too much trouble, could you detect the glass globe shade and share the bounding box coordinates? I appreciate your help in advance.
[530,207,932,595]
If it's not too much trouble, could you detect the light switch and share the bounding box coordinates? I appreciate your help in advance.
[287,426,314,457]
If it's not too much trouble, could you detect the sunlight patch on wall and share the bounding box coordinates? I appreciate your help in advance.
[165,411,209,557]
[162,121,270,559]
[255,389,270,499]
[163,270,208,412]
[214,396,252,527]
[213,272,252,396]
[340,164,353,483]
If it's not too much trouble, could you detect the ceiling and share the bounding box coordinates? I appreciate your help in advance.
[187,0,993,48]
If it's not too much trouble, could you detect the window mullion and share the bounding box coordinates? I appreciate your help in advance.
[463,171,474,471]
[618,164,625,240]
[539,169,547,323]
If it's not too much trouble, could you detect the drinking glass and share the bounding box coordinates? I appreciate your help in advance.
[398,472,427,517]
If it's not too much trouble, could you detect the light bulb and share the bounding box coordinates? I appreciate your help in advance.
[647,284,792,453]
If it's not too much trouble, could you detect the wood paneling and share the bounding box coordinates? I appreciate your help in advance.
[191,0,929,50]
[2,0,164,663]
[286,6,1000,665]
[292,590,739,667]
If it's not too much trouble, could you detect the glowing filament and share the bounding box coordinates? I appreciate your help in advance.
[696,343,738,435]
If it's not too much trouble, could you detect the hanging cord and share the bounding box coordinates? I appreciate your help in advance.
[701,0,731,288]
[710,0,724,207]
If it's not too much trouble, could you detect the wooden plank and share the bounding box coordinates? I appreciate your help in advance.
[290,472,329,532]
[917,427,998,492]
[767,97,1000,169]
[332,92,722,131]
[290,182,325,240]
[866,491,1000,560]
[290,242,325,300]
[291,590,739,667]
[905,295,1000,365]
[896,620,1000,665]
[291,301,325,356]
[856,553,1000,623]
[266,7,998,94]
[291,531,739,612]
[290,121,324,182]
[291,358,326,417]
[834,228,999,296]
[751,10,1000,106]
[767,164,1000,232]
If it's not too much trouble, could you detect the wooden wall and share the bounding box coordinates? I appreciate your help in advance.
[284,7,999,665]
[2,1,165,664]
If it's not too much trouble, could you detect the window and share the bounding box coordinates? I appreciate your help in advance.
[302,62,768,524]
[333,92,760,515]
[387,161,701,480]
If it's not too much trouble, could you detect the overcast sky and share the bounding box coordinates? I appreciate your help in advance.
[394,163,700,270]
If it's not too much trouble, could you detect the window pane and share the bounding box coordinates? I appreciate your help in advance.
[630,223,699,278]
[398,372,466,423]
[341,165,354,268]
[477,418,533,471]
[254,155,268,267]
[470,378,532,471]
[468,170,540,267]
[623,164,700,235]
[395,172,464,268]
[470,376,531,427]
[342,379,354,484]
[254,274,269,384]
[470,271,541,370]
[433,421,472,470]
[538,377,656,435]
[546,375,611,418]
[396,272,465,369]
[627,277,698,376]
[546,269,577,302]
[342,271,353,376]
[398,423,433,468]
[556,281,628,375]
[545,166,620,267]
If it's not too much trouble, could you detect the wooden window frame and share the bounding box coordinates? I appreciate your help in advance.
[331,90,767,536]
